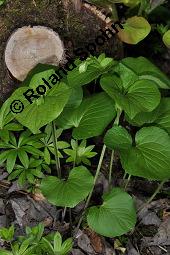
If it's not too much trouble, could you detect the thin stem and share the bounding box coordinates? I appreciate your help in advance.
[114,108,122,125]
[109,150,114,188]
[146,180,166,205]
[69,208,73,233]
[108,108,122,189]
[110,3,118,22]
[123,172,127,180]
[124,174,131,191]
[75,144,107,235]
[51,121,61,178]
[138,180,166,211]
[62,207,67,223]
[138,0,145,16]
[73,140,77,168]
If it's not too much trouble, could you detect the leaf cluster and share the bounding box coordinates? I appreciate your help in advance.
[0,224,72,255]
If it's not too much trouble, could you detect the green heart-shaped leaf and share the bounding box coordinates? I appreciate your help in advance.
[120,127,170,180]
[56,92,116,139]
[154,98,170,135]
[119,57,170,89]
[118,16,151,44]
[41,166,94,207]
[104,125,132,150]
[100,75,160,119]
[22,63,59,90]
[87,188,136,237]
[10,82,71,133]
[127,98,170,135]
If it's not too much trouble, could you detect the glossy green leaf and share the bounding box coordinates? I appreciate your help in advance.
[41,166,94,207]
[56,93,116,139]
[119,57,170,89]
[87,188,136,237]
[67,60,102,88]
[61,238,73,255]
[118,16,151,44]
[104,125,132,150]
[120,127,170,180]
[12,82,71,133]
[127,98,170,135]
[6,150,17,173]
[65,87,83,109]
[0,225,14,241]
[18,150,29,168]
[67,56,116,88]
[0,129,9,143]
[100,75,160,119]
[154,98,170,134]
[125,107,160,127]
[22,63,59,90]
[0,97,14,129]
[54,232,62,252]
[163,30,170,48]
[87,0,139,7]
[0,250,12,255]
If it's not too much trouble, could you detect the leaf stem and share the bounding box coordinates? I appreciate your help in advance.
[124,174,131,191]
[138,180,166,211]
[75,144,107,235]
[146,180,166,205]
[109,150,114,188]
[73,139,77,168]
[123,172,127,180]
[138,0,145,16]
[110,3,118,22]
[108,108,122,188]
[62,207,67,223]
[51,121,61,178]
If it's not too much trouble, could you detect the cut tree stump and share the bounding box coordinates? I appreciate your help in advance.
[5,26,65,81]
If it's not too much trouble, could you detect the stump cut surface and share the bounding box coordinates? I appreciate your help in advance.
[5,26,65,81]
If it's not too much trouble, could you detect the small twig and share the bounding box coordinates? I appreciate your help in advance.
[0,181,28,196]
[158,245,167,253]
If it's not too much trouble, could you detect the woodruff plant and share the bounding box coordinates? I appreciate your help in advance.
[0,53,170,238]
[0,224,73,255]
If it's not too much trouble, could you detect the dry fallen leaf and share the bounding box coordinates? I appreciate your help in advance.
[85,228,104,253]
